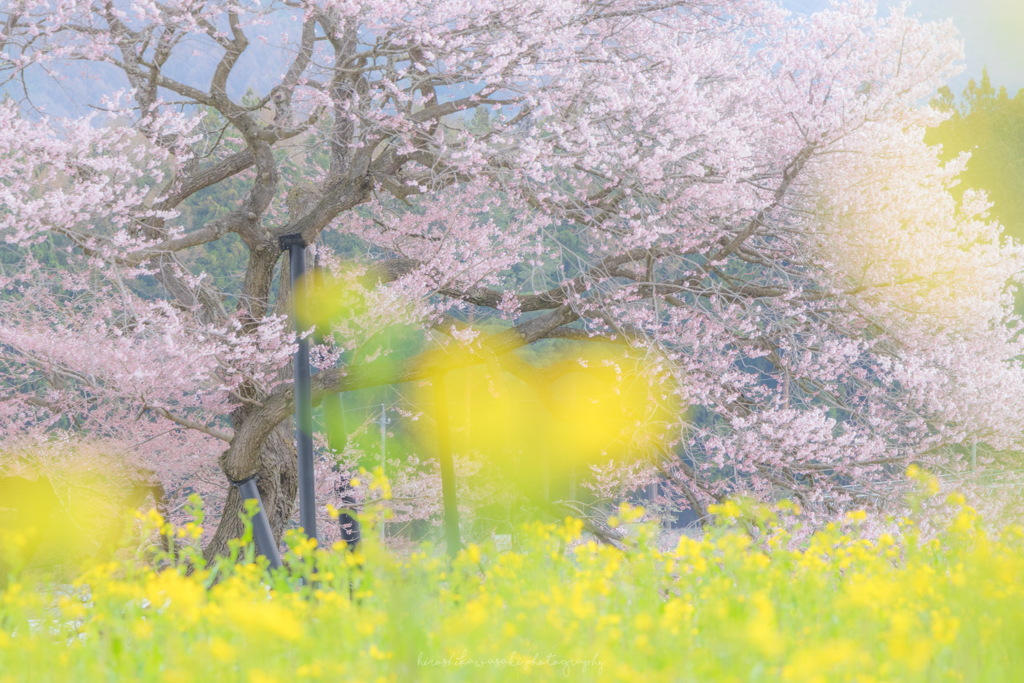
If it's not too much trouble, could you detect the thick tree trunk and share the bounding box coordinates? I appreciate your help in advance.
[203,233,298,562]
[204,417,297,562]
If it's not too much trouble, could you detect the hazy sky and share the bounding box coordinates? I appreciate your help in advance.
[784,0,1024,92]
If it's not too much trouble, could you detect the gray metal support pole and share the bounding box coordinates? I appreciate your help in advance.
[280,233,317,542]
[234,477,283,569]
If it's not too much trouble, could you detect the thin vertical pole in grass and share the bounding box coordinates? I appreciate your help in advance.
[326,392,361,548]
[433,373,462,557]
[281,233,317,542]
[312,254,360,549]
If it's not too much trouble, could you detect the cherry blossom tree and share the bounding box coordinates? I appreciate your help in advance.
[1,0,1021,556]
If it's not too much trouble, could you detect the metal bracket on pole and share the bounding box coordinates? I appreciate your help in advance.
[280,233,318,542]
[232,476,283,570]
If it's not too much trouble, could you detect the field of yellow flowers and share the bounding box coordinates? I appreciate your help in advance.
[1,474,1022,682]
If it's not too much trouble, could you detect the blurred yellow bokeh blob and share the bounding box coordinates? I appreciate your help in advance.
[411,338,680,487]
[0,447,162,573]
[292,269,368,334]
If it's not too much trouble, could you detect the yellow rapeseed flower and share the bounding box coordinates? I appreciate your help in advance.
[208,637,236,663]
[846,509,867,523]
[223,600,304,642]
